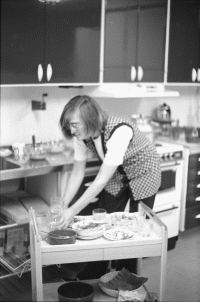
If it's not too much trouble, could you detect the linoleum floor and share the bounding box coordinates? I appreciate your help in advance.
[142,226,200,301]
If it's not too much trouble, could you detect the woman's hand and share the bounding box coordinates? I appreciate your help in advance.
[57,207,75,229]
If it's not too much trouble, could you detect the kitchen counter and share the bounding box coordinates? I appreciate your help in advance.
[156,136,200,154]
[0,148,101,181]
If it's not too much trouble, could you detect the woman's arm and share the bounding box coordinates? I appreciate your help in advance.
[72,163,117,214]
[58,162,117,228]
[62,159,86,209]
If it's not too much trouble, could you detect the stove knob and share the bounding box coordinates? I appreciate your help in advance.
[164,153,168,160]
[169,152,174,159]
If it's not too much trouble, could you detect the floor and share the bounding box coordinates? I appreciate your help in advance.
[0,226,200,301]
[142,226,200,301]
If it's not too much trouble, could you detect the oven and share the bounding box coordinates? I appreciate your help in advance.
[153,142,184,249]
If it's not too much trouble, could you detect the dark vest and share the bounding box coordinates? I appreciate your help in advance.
[84,116,161,200]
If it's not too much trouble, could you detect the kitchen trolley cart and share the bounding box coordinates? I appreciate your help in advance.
[29,202,168,301]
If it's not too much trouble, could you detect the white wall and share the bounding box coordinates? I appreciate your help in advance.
[0,85,199,146]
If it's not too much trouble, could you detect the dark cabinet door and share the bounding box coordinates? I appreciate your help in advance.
[104,0,167,83]
[1,0,45,85]
[137,0,167,82]
[168,0,200,83]
[44,0,101,83]
[104,0,138,82]
[1,0,101,85]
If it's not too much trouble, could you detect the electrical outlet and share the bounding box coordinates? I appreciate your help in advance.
[32,100,46,110]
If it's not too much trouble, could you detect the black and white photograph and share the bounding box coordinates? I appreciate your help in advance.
[0,0,200,301]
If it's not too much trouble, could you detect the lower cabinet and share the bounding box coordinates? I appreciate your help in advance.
[185,153,200,230]
[185,204,200,230]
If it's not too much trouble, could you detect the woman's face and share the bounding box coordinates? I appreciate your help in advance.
[68,111,87,141]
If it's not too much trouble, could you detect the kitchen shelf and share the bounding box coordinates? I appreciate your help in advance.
[30,202,168,301]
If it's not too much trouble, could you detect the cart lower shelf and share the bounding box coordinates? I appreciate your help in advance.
[43,279,158,302]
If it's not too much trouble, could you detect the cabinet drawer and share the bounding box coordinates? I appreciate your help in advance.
[189,154,200,168]
[186,182,200,196]
[186,193,200,208]
[187,168,200,182]
[185,205,200,230]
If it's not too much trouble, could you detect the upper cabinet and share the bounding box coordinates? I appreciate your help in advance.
[1,0,102,85]
[104,0,168,83]
[167,0,200,84]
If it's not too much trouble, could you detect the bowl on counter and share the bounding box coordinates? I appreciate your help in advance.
[48,229,77,245]
[26,144,47,160]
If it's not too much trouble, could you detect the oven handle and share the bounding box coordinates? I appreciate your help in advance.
[160,162,181,169]
[155,205,178,214]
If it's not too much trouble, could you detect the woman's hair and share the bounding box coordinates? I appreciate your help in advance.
[59,95,108,139]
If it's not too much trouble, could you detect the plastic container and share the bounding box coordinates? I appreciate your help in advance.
[57,281,94,301]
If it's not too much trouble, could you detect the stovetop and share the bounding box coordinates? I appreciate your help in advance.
[155,141,183,162]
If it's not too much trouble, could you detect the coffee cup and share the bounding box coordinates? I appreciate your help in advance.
[12,143,26,161]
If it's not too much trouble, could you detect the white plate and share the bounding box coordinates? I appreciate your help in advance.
[0,148,12,157]
[103,228,134,241]
[72,220,105,237]
[73,216,93,223]
[77,232,104,240]
[72,220,105,230]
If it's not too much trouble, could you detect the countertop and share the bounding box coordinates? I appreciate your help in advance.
[1,137,199,182]
[0,148,101,181]
[156,136,200,154]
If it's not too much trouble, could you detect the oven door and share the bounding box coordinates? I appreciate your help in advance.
[154,161,183,208]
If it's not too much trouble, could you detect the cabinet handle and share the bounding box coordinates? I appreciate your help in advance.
[37,64,43,82]
[195,197,200,201]
[155,205,178,214]
[137,66,143,81]
[130,66,136,81]
[47,64,53,81]
[198,68,200,82]
[191,68,197,82]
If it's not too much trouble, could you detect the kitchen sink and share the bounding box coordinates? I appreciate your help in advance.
[0,157,21,171]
